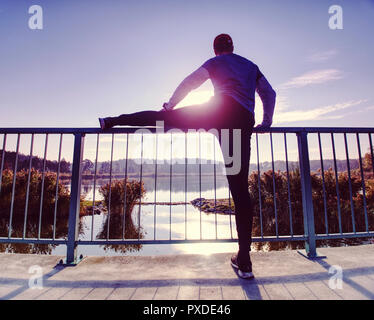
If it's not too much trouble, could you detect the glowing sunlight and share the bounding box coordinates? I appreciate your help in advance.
[176,90,214,108]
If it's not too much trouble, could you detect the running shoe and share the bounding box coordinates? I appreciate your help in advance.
[231,254,254,279]
[98,118,111,130]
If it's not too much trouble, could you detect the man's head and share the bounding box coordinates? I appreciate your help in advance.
[213,34,234,56]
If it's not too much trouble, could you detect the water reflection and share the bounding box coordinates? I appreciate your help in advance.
[0,172,240,256]
[93,179,145,253]
[0,171,146,255]
[0,169,79,254]
[95,211,144,253]
[0,215,60,255]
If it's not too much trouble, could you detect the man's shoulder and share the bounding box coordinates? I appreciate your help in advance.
[232,53,256,66]
[202,53,258,70]
[201,56,216,67]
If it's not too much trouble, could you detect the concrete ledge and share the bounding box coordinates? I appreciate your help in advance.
[1,244,374,300]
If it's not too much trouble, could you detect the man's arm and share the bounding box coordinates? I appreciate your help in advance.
[256,73,276,127]
[164,67,210,110]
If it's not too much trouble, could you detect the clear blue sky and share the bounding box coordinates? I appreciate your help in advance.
[1,0,374,129]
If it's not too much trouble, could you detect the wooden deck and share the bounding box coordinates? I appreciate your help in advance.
[1,244,374,300]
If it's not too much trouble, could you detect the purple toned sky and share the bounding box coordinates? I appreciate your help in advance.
[1,0,374,129]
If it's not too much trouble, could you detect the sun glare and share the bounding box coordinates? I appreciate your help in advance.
[176,90,214,108]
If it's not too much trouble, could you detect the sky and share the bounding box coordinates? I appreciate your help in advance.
[0,0,374,161]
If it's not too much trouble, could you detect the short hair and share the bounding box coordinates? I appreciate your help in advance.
[213,34,234,54]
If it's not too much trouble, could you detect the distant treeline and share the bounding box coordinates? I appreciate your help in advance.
[0,150,71,173]
[0,149,367,176]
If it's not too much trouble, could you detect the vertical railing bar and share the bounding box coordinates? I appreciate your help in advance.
[270,132,278,237]
[169,132,173,240]
[331,133,342,234]
[256,133,263,238]
[23,133,34,239]
[122,133,129,240]
[91,133,100,241]
[369,133,374,177]
[227,131,233,240]
[0,134,7,194]
[318,133,329,235]
[38,134,49,239]
[199,132,202,240]
[153,133,158,241]
[297,131,317,258]
[184,132,187,240]
[106,133,114,240]
[344,133,356,234]
[356,133,369,232]
[284,133,293,237]
[213,134,218,240]
[8,134,20,239]
[138,133,144,241]
[66,133,84,264]
[228,186,233,239]
[52,133,63,240]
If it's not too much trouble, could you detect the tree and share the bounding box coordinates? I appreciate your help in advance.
[82,159,94,174]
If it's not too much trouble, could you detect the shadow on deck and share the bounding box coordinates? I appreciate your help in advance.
[1,244,374,300]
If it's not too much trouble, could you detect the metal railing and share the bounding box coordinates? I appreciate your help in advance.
[0,127,373,264]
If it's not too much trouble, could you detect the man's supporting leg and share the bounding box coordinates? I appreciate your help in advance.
[222,128,254,265]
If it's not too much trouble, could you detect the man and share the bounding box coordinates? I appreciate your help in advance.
[99,34,276,279]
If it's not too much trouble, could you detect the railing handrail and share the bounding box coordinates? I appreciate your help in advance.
[0,126,373,134]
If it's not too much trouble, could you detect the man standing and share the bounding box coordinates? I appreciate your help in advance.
[99,34,276,279]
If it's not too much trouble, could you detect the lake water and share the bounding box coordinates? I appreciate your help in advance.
[50,175,240,257]
[3,173,371,257]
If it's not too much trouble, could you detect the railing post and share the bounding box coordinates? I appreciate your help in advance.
[66,133,85,264]
[297,131,317,258]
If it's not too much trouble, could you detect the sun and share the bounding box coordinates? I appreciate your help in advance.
[176,90,214,108]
